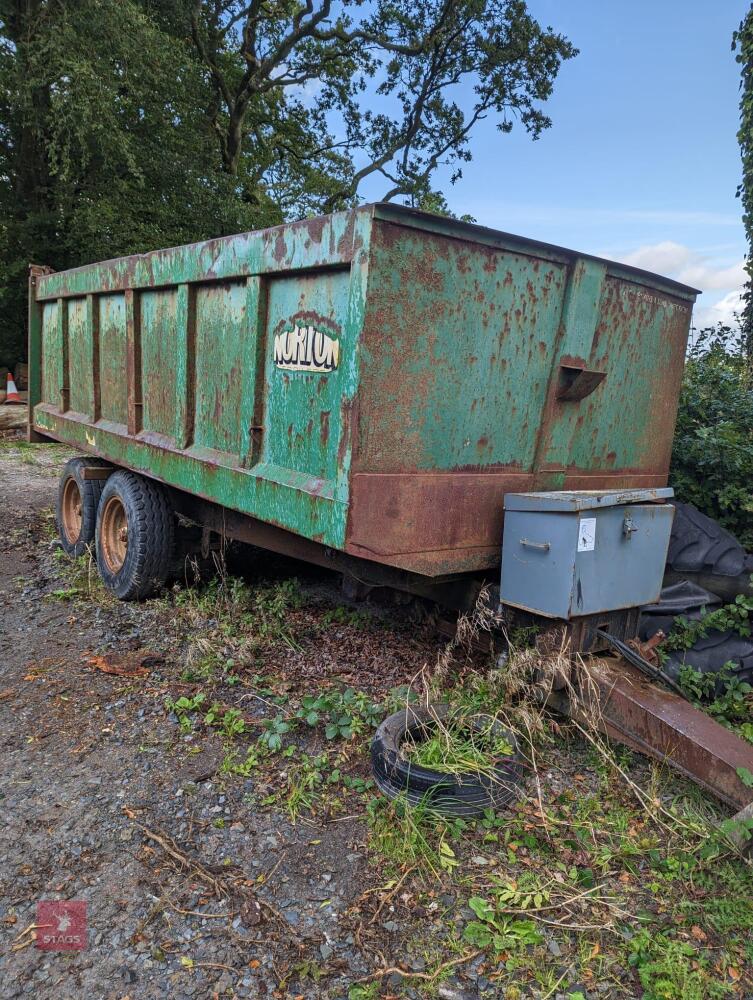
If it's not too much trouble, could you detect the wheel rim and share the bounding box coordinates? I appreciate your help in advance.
[100,495,129,573]
[61,476,83,544]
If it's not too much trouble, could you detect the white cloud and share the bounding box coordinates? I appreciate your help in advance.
[601,240,748,330]
[271,62,324,107]
[692,289,745,329]
[611,241,747,291]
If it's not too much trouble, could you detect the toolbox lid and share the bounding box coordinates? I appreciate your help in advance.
[504,488,674,513]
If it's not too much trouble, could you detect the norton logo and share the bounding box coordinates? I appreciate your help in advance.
[273,315,340,373]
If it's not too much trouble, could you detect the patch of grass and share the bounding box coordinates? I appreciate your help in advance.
[664,593,753,653]
[203,704,246,740]
[462,894,542,954]
[348,984,379,1000]
[258,714,293,751]
[220,745,262,777]
[47,586,82,601]
[663,594,753,741]
[628,928,732,1000]
[171,574,304,659]
[366,795,469,878]
[319,604,372,629]
[677,664,753,732]
[52,548,114,604]
[165,692,207,733]
[285,752,327,821]
[402,713,513,776]
[40,508,58,540]
[166,693,250,741]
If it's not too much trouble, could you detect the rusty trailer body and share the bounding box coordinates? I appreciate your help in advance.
[31,205,753,817]
[28,203,698,583]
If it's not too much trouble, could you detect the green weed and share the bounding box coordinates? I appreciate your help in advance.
[463,894,542,954]
[665,593,753,651]
[173,575,303,650]
[295,687,381,740]
[402,714,513,776]
[221,745,262,777]
[47,586,82,601]
[628,928,731,1000]
[676,663,753,733]
[258,714,293,751]
[319,604,372,629]
[348,984,379,1000]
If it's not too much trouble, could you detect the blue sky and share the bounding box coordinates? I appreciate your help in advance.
[363,1,749,328]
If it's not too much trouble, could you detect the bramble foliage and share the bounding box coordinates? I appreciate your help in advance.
[670,324,753,548]
[664,592,753,653]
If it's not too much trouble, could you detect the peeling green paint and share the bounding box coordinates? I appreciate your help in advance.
[29,204,698,573]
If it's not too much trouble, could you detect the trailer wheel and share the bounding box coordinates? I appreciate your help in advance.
[96,471,174,601]
[56,457,112,556]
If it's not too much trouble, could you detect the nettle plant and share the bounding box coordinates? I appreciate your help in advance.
[295,688,382,740]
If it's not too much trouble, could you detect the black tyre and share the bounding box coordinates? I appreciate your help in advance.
[664,631,753,692]
[95,470,174,601]
[668,502,753,577]
[371,704,525,817]
[56,457,112,556]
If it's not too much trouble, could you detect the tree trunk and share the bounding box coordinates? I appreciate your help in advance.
[221,113,244,175]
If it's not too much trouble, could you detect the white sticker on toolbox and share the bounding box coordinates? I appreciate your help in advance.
[577,517,596,552]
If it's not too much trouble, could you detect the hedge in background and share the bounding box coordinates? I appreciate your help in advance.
[670,325,753,550]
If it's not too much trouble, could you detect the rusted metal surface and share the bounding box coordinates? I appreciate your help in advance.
[29,204,698,578]
[552,657,753,810]
[169,487,484,612]
[555,363,607,402]
[627,630,665,667]
[347,215,696,574]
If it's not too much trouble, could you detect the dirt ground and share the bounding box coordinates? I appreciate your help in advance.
[1,438,753,1000]
[0,440,458,1000]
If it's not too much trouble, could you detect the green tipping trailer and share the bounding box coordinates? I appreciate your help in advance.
[28,203,698,599]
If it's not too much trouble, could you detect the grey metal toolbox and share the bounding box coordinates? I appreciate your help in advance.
[500,489,675,619]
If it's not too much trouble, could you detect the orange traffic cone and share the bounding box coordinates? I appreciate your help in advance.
[3,372,22,404]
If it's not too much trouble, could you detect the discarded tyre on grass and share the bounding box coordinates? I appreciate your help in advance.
[371,704,524,817]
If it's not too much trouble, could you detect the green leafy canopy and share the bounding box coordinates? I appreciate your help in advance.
[0,0,576,365]
[669,324,753,548]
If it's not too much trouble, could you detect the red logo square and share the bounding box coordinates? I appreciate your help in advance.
[36,900,87,951]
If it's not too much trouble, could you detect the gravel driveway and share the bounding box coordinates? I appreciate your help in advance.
[0,441,449,1000]
[3,439,752,1000]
